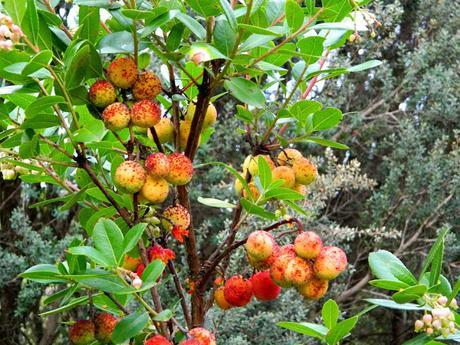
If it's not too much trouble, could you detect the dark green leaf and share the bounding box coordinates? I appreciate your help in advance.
[21,115,60,129]
[369,279,410,291]
[40,296,89,316]
[166,23,185,51]
[299,137,349,150]
[19,264,65,283]
[224,77,265,108]
[240,198,277,220]
[141,259,166,284]
[265,188,304,201]
[392,284,428,304]
[93,218,125,266]
[25,96,65,117]
[369,250,417,285]
[285,0,304,32]
[326,317,358,345]
[175,12,206,39]
[220,0,237,30]
[67,246,112,267]
[186,0,221,16]
[419,228,448,285]
[112,311,149,344]
[123,223,147,256]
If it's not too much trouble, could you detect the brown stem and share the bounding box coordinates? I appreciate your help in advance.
[149,127,164,153]
[167,261,192,328]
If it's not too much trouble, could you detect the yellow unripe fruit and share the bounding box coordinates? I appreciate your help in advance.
[178,120,202,151]
[272,166,296,188]
[292,157,317,185]
[148,117,174,144]
[248,155,275,176]
[243,182,260,201]
[294,184,307,195]
[277,148,303,166]
[140,176,169,204]
[234,171,247,196]
[185,102,217,128]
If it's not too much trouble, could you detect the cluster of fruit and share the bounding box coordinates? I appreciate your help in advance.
[214,230,347,309]
[235,148,317,199]
[414,295,458,337]
[69,313,117,345]
[144,327,215,345]
[113,152,193,203]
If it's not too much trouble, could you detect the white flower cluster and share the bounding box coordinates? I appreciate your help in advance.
[0,152,34,180]
[0,13,23,51]
[414,296,458,338]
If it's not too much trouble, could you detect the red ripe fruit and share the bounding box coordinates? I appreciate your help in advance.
[145,152,170,178]
[250,271,281,301]
[189,327,216,345]
[294,231,323,259]
[278,244,296,257]
[144,335,173,345]
[94,313,118,344]
[106,57,138,89]
[136,263,145,277]
[133,71,162,100]
[69,320,95,345]
[223,275,253,307]
[284,256,314,286]
[167,153,194,186]
[131,100,161,128]
[270,249,296,288]
[179,340,201,345]
[314,246,347,280]
[298,278,329,300]
[122,255,142,271]
[214,286,233,310]
[88,80,116,108]
[245,230,277,261]
[102,102,131,131]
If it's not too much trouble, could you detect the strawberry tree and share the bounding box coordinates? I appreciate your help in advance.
[0,0,381,344]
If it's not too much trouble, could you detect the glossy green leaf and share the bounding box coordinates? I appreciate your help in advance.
[220,0,237,30]
[186,0,221,16]
[175,12,206,39]
[392,284,428,304]
[19,264,65,283]
[369,250,417,285]
[123,223,147,256]
[277,321,328,340]
[369,279,410,291]
[326,317,358,345]
[112,311,149,344]
[93,218,125,266]
[224,78,265,108]
[285,0,304,32]
[419,228,448,285]
[240,198,277,220]
[297,36,326,65]
[322,299,340,329]
[258,155,272,189]
[300,137,349,150]
[25,96,65,118]
[365,299,427,311]
[39,296,89,316]
[265,188,304,201]
[141,259,166,284]
[21,115,60,129]
[67,246,112,267]
[309,107,343,132]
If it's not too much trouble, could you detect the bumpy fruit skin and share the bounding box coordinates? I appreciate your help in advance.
[284,256,314,286]
[247,248,278,270]
[102,102,131,130]
[185,102,217,128]
[167,153,193,186]
[132,71,162,100]
[245,231,276,261]
[88,80,116,108]
[294,184,307,195]
[179,120,192,150]
[114,160,146,193]
[122,255,142,271]
[69,320,95,345]
[314,246,347,280]
[161,204,191,231]
[189,327,216,345]
[272,166,296,188]
[270,245,296,288]
[250,271,281,301]
[298,278,329,300]
[277,148,302,166]
[294,231,323,259]
[292,157,318,185]
[94,313,117,344]
[214,286,233,310]
[224,275,253,307]
[179,340,201,345]
[248,155,275,176]
[131,100,161,128]
[106,57,138,89]
[149,118,174,143]
[242,182,260,200]
[140,176,169,203]
[145,153,170,178]
[144,335,173,345]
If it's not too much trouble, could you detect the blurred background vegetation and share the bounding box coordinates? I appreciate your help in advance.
[0,0,459,344]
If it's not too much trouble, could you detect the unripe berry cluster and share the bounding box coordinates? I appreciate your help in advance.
[414,295,458,338]
[68,313,118,345]
[235,148,317,200]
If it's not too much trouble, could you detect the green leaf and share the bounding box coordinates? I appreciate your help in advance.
[224,78,265,108]
[322,299,340,329]
[214,18,237,56]
[3,0,26,26]
[326,317,358,345]
[277,321,328,340]
[142,260,166,284]
[265,188,304,201]
[97,31,135,54]
[21,114,60,129]
[285,0,304,32]
[74,0,121,8]
[123,223,147,256]
[67,246,112,267]
[73,273,132,294]
[369,279,410,291]
[93,218,125,266]
[258,156,272,189]
[448,278,460,304]
[320,0,353,23]
[175,12,206,39]
[235,105,254,123]
[238,24,281,36]
[309,108,343,132]
[19,264,65,283]
[369,250,417,285]
[166,23,185,51]
[25,96,65,118]
[39,296,89,316]
[186,0,221,16]
[112,311,149,344]
[188,42,228,61]
[65,45,91,88]
[296,36,326,65]
[300,137,349,150]
[23,0,39,44]
[240,198,277,220]
[153,309,173,322]
[365,299,427,311]
[290,100,323,122]
[392,284,428,304]
[22,50,53,76]
[197,197,236,208]
[419,228,448,285]
[77,6,100,44]
[220,0,237,30]
[121,9,159,20]
[347,60,382,72]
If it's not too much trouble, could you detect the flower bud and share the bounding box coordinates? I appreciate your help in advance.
[132,277,142,289]
[426,327,433,335]
[2,169,16,180]
[450,299,458,309]
[441,328,450,338]
[438,296,448,305]
[423,314,433,325]
[432,320,442,330]
[414,320,424,331]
